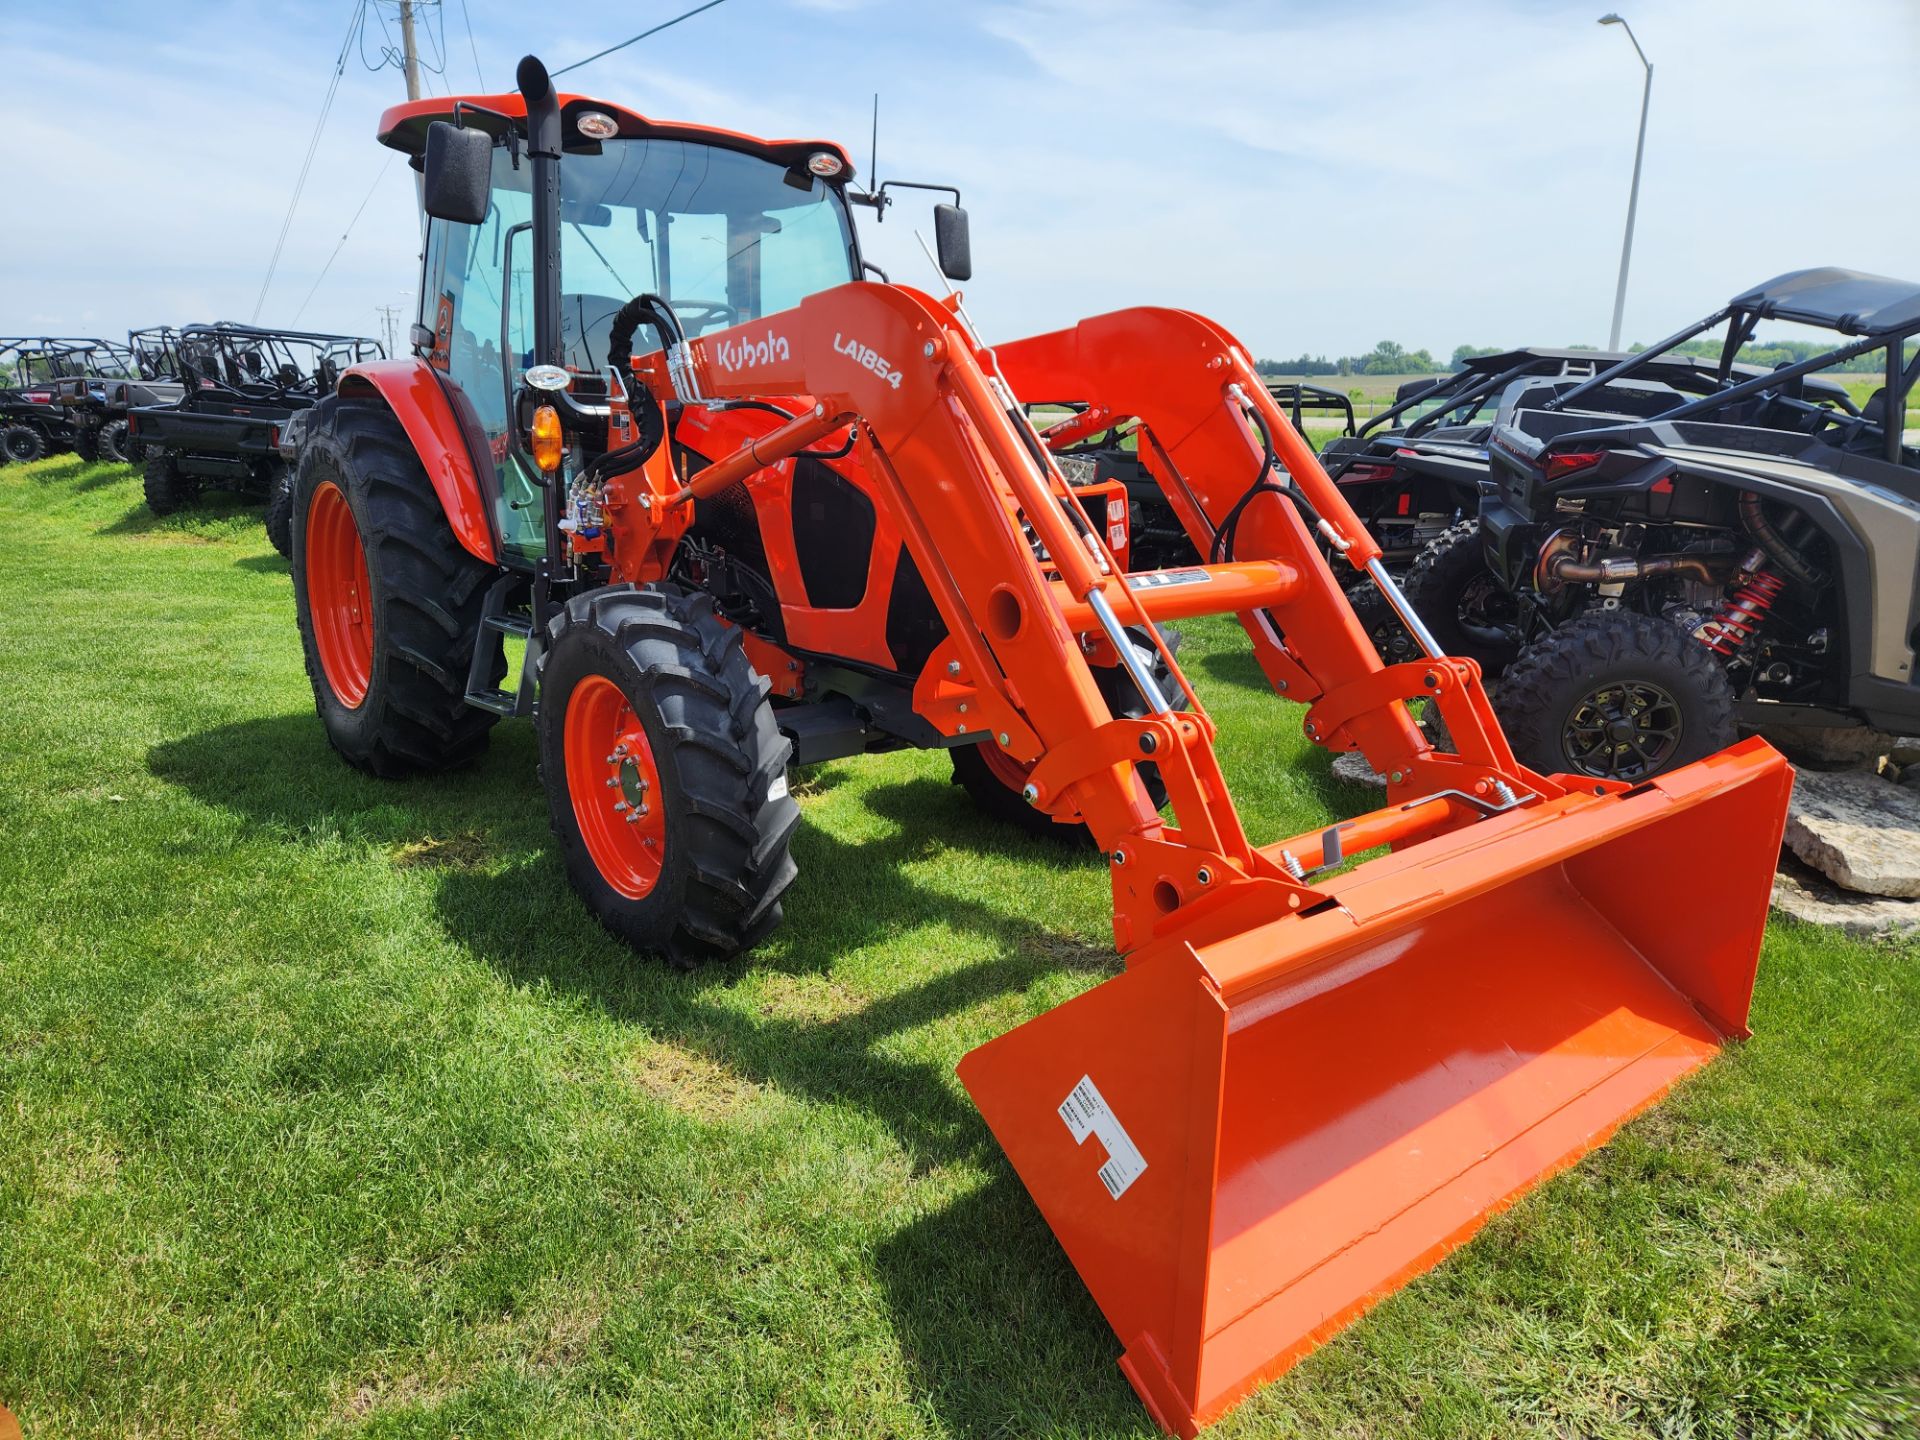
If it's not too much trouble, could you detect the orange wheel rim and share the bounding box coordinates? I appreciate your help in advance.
[564,673,667,898]
[306,481,374,708]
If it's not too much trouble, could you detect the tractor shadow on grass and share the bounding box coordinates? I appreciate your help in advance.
[149,713,1184,1435]
[150,713,1117,1178]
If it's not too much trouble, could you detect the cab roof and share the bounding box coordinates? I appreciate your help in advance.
[377,92,856,183]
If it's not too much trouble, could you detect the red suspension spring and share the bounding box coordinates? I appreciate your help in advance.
[1700,569,1786,656]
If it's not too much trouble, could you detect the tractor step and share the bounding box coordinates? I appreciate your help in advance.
[483,611,535,640]
[776,698,872,765]
[465,577,538,719]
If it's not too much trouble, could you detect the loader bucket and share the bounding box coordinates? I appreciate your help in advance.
[958,739,1792,1436]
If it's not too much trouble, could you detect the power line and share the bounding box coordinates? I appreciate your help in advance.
[291,156,397,324]
[253,0,366,323]
[552,0,728,77]
[457,0,484,88]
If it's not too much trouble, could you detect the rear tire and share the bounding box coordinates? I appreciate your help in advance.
[292,395,503,777]
[264,464,295,558]
[100,420,130,464]
[142,452,198,515]
[951,631,1176,843]
[75,428,100,463]
[1402,518,1521,671]
[4,426,46,464]
[1497,610,1736,782]
[536,584,800,967]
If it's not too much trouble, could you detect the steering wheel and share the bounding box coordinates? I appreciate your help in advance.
[666,299,738,334]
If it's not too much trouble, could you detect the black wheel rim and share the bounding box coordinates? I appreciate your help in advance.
[5,434,32,461]
[1561,679,1683,780]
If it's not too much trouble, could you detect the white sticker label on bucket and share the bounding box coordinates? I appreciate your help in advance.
[1059,1075,1147,1200]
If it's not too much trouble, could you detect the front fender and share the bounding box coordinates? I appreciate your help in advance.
[337,359,497,565]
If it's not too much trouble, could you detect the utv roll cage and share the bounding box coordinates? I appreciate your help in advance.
[1539,267,1920,465]
[173,323,385,398]
[0,337,137,388]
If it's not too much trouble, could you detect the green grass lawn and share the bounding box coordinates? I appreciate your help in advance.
[1,455,1915,1439]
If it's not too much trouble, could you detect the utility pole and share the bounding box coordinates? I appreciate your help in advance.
[398,0,423,102]
[1599,13,1653,352]
[375,304,403,355]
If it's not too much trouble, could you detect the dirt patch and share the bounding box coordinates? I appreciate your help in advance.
[752,971,865,1023]
[626,1038,764,1119]
[391,832,493,871]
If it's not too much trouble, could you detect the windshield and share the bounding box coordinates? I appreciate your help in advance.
[442,137,859,382]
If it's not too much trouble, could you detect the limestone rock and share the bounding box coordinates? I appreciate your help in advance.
[1759,723,1895,769]
[1784,768,1920,898]
[1771,854,1920,940]
[1330,750,1385,789]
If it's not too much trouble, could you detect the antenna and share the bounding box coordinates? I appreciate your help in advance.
[868,94,879,190]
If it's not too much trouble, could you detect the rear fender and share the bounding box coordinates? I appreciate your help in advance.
[337,359,497,565]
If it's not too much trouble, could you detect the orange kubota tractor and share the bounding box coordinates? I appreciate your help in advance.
[291,57,1794,1435]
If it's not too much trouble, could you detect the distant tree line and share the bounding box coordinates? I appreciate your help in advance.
[1256,337,1915,377]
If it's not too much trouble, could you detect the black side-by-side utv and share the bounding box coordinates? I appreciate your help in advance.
[129,324,384,554]
[1478,266,1920,780]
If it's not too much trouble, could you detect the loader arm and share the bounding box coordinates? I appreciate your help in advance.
[636,284,1564,949]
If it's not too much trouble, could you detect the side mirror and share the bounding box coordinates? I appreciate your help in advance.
[933,203,972,283]
[423,121,492,225]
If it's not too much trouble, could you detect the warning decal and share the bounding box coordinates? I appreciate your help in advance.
[1059,1075,1148,1199]
[1127,569,1212,591]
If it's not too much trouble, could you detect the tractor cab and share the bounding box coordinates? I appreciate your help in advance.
[381,85,868,563]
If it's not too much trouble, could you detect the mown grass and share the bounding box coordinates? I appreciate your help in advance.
[0,455,1915,1439]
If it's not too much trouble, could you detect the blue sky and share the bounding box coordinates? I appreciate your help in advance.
[3,0,1916,360]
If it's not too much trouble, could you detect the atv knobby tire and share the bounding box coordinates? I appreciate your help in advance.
[142,451,198,515]
[74,428,100,463]
[1497,609,1736,782]
[292,394,503,776]
[536,583,800,966]
[100,419,130,464]
[1402,518,1521,671]
[264,464,295,558]
[3,425,47,465]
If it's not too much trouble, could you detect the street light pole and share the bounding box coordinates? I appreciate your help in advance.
[1600,13,1652,352]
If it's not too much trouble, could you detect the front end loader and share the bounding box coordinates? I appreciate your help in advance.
[287,56,1793,1434]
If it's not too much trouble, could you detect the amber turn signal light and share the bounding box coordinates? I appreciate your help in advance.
[531,404,564,473]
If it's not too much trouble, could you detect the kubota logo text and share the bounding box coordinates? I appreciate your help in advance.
[834,333,903,390]
[713,329,790,373]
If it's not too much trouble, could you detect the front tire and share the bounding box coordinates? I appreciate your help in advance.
[1497,610,1736,782]
[3,425,47,464]
[292,395,502,776]
[142,451,198,515]
[536,584,800,966]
